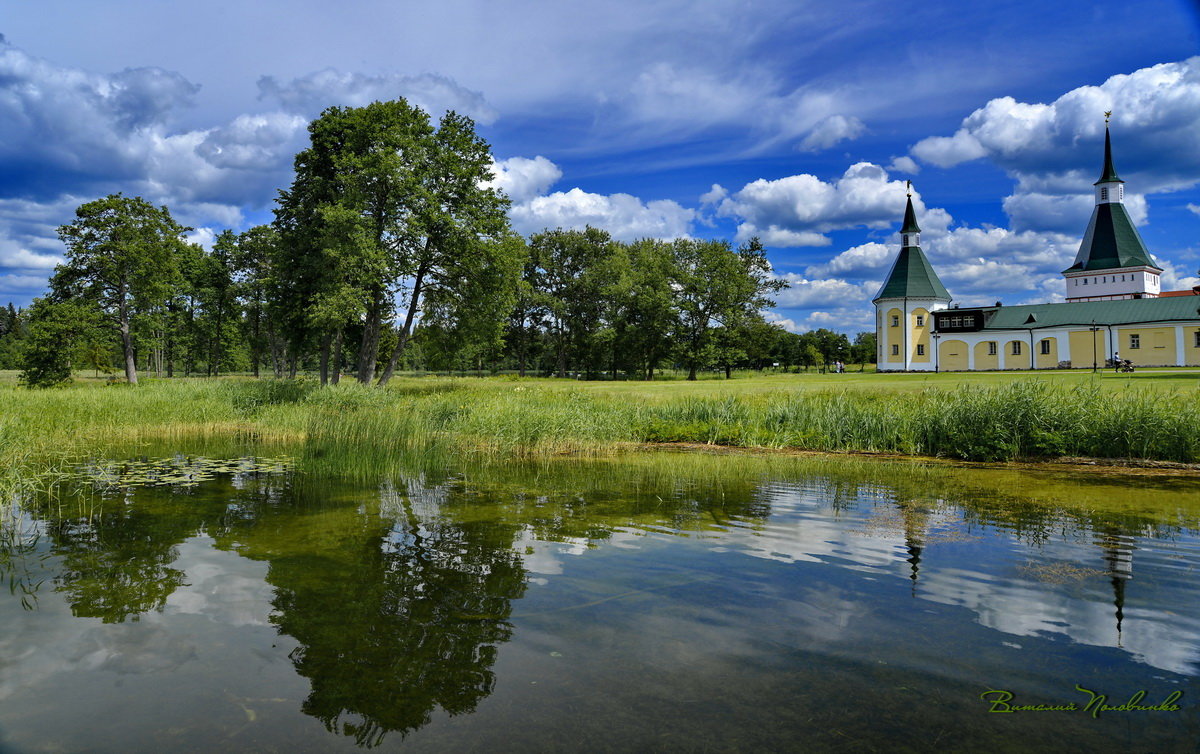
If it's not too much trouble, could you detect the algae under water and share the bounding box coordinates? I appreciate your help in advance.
[1,444,1198,752]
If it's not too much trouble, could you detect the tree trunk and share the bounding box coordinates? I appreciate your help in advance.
[319,331,332,386]
[358,286,385,384]
[252,303,262,378]
[687,364,698,381]
[119,313,138,385]
[331,329,344,385]
[724,364,731,379]
[378,259,430,387]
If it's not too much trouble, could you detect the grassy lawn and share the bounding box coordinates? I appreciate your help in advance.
[3,366,1199,497]
[4,365,1199,396]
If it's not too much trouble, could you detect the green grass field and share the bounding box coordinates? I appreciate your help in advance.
[3,367,1199,499]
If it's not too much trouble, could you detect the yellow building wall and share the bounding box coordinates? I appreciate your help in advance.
[1003,339,1030,370]
[1185,327,1200,367]
[1068,330,1104,370]
[974,341,999,370]
[1034,337,1059,369]
[911,308,931,363]
[886,307,904,363]
[1118,327,1176,366]
[939,340,968,371]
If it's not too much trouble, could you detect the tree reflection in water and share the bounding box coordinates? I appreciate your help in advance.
[5,453,1200,749]
[222,475,528,748]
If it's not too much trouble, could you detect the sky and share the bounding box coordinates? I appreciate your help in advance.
[3,0,1200,334]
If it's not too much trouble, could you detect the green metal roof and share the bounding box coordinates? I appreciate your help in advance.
[955,296,1200,330]
[1094,127,1123,185]
[873,245,950,301]
[1064,202,1159,273]
[900,195,921,234]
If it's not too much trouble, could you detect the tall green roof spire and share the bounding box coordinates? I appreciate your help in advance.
[1095,124,1123,185]
[874,190,950,302]
[900,191,921,235]
[1066,119,1159,274]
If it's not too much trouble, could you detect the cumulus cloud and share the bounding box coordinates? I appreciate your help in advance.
[257,69,498,124]
[887,156,920,175]
[509,187,694,240]
[1002,191,1149,233]
[485,156,562,204]
[774,274,877,309]
[1187,203,1200,216]
[0,243,60,270]
[762,310,804,333]
[717,162,919,245]
[0,39,307,211]
[805,242,891,278]
[798,115,866,152]
[910,58,1200,233]
[699,184,728,205]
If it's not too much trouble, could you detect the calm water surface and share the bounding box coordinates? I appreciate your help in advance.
[1,448,1198,752]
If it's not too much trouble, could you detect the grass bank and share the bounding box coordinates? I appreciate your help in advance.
[3,374,1199,493]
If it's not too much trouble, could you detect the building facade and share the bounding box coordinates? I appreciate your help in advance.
[874,127,1200,371]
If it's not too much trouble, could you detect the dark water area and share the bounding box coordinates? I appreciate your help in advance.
[1,446,1198,752]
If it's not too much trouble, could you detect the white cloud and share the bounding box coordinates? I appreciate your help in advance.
[257,69,498,124]
[887,156,920,175]
[1187,203,1200,216]
[717,162,920,245]
[183,227,217,250]
[699,184,728,205]
[0,273,48,294]
[910,58,1200,233]
[763,310,804,333]
[798,115,865,152]
[509,187,694,240]
[806,242,891,278]
[618,63,853,149]
[485,156,562,204]
[0,243,60,270]
[773,274,877,309]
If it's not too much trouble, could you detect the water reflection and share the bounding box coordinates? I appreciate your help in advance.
[1,452,1199,750]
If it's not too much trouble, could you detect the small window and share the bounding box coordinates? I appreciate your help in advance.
[1129,334,1140,350]
[891,316,899,327]
[1083,278,1088,285]
[916,315,924,327]
[1012,342,1022,355]
[1040,340,1051,355]
[988,342,997,356]
[1101,187,1109,201]
[1194,331,1200,348]
[916,344,925,356]
[892,344,900,356]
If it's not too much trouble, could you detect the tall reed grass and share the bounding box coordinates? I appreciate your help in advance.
[2,376,1198,498]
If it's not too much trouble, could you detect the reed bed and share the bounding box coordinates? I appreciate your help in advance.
[3,376,1199,497]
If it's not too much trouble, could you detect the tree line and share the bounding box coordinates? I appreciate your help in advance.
[4,98,876,387]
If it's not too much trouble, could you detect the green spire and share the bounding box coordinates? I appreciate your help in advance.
[875,189,948,301]
[1094,126,1123,185]
[901,188,921,234]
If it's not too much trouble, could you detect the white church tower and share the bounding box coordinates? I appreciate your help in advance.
[1063,118,1162,301]
[874,188,952,371]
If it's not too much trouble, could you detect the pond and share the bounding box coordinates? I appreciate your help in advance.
[1,445,1198,752]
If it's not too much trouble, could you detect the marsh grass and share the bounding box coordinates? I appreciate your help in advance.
[3,376,1199,497]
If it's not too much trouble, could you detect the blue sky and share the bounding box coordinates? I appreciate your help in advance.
[3,0,1200,333]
